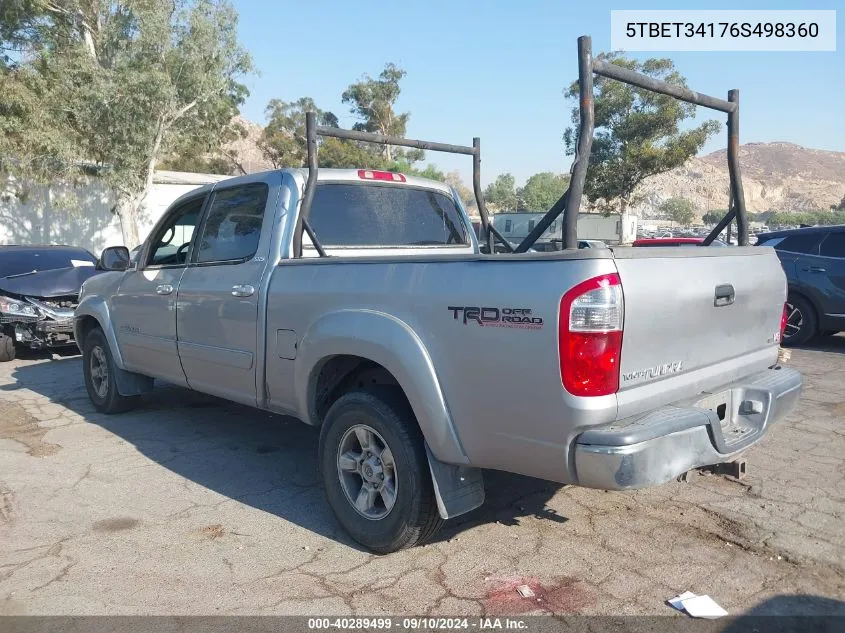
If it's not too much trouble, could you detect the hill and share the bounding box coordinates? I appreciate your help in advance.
[632,142,845,217]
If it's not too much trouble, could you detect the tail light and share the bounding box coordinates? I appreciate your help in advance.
[780,303,789,342]
[559,273,624,397]
[358,169,406,182]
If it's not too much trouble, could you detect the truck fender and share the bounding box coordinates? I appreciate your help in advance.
[295,309,469,465]
[74,297,153,397]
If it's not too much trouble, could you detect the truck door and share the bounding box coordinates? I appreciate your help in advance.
[175,178,276,405]
[109,195,206,385]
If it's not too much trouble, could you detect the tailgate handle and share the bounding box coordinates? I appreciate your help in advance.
[714,284,735,307]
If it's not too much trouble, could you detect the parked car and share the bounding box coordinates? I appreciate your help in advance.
[632,237,728,247]
[75,167,800,553]
[0,245,111,361]
[755,225,845,345]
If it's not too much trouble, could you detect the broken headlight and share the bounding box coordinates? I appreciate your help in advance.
[0,296,40,318]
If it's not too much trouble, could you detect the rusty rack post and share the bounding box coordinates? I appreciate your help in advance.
[294,116,514,257]
[516,35,749,253]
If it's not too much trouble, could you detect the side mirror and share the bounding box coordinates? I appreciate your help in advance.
[99,246,131,271]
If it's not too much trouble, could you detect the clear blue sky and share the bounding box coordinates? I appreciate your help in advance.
[233,0,842,186]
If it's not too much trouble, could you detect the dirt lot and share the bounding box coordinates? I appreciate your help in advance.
[0,340,843,616]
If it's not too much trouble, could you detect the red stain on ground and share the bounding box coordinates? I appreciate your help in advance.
[483,576,594,615]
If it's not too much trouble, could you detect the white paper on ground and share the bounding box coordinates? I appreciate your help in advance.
[668,591,697,611]
[71,259,95,267]
[680,594,728,619]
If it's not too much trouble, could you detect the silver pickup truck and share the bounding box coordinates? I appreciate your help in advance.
[74,39,802,553]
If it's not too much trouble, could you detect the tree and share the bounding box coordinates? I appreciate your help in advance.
[832,195,845,211]
[518,172,569,211]
[445,171,476,211]
[484,173,518,211]
[259,97,340,168]
[342,63,423,167]
[1,0,253,248]
[660,198,696,226]
[701,211,725,225]
[158,119,249,175]
[564,53,720,213]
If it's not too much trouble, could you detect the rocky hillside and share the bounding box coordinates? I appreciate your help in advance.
[632,142,845,218]
[226,116,274,174]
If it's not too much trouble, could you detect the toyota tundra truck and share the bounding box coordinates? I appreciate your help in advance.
[74,38,802,553]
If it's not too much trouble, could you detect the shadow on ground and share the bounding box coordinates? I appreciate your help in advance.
[719,595,845,631]
[791,332,845,354]
[4,357,564,551]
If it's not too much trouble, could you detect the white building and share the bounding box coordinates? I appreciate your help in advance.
[0,170,231,255]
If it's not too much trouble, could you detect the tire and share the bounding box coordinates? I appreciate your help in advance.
[0,334,15,362]
[82,328,140,414]
[782,294,817,347]
[319,388,444,554]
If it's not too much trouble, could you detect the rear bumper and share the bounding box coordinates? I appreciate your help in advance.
[573,365,802,490]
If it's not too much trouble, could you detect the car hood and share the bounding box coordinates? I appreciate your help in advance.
[0,266,103,298]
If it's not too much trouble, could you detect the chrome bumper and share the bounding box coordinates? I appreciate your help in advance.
[574,366,802,490]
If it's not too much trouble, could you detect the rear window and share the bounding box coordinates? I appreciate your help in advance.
[769,233,822,255]
[0,248,96,278]
[308,183,468,247]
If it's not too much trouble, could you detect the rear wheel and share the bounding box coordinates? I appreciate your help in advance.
[83,328,140,414]
[782,294,817,347]
[0,333,15,362]
[319,388,443,553]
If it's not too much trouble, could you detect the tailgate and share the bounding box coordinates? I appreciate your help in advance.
[613,246,786,400]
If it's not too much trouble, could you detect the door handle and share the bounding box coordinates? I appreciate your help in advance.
[231,284,255,297]
[714,283,735,307]
[155,284,174,295]
[805,266,827,273]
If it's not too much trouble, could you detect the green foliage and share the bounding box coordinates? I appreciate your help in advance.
[259,98,340,168]
[518,172,569,211]
[702,211,726,225]
[660,197,696,226]
[564,53,720,212]
[484,173,518,211]
[1,0,254,247]
[767,210,845,226]
[342,63,421,165]
[262,61,427,174]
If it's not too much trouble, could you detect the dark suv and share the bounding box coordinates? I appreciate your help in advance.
[756,225,845,345]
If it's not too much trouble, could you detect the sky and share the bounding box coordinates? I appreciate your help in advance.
[232,0,843,186]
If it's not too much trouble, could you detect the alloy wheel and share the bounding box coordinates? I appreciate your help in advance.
[336,424,397,520]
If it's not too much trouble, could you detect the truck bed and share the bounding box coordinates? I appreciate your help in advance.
[264,245,788,484]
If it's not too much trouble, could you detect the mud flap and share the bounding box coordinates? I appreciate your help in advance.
[114,367,154,396]
[425,444,484,520]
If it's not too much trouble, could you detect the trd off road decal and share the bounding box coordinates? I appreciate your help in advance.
[447,306,544,329]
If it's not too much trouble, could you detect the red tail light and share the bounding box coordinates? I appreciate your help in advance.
[358,169,406,182]
[780,303,789,342]
[559,273,624,397]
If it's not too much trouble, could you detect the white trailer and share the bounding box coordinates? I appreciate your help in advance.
[491,211,637,246]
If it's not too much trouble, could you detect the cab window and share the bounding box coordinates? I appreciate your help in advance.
[146,197,205,267]
[194,184,268,263]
